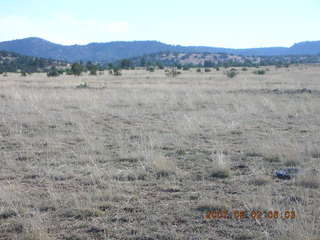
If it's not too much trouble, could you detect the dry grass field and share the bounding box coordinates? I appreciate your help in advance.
[0,66,320,240]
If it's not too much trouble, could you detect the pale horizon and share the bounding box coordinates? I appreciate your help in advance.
[0,0,319,48]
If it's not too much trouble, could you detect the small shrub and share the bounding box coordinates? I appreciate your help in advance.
[76,82,88,88]
[284,159,300,167]
[147,67,155,72]
[89,69,97,75]
[209,169,230,178]
[0,209,17,219]
[109,68,122,76]
[150,154,177,177]
[165,68,181,78]
[66,69,73,75]
[225,70,238,78]
[249,176,271,186]
[60,208,104,219]
[196,68,202,73]
[47,68,60,77]
[215,67,220,71]
[311,150,320,158]
[253,69,266,75]
[297,175,320,189]
[241,67,248,71]
[204,68,211,72]
[21,71,27,76]
[195,201,230,213]
[207,153,230,179]
[23,229,51,240]
[234,232,263,240]
[264,155,281,163]
[182,66,190,71]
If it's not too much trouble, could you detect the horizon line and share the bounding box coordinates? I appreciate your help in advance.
[1,36,320,49]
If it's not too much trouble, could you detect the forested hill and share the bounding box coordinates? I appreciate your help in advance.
[0,50,68,73]
[117,52,320,68]
[0,37,320,63]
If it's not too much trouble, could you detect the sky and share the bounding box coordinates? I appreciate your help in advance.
[0,0,319,48]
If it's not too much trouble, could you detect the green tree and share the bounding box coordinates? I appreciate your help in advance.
[71,63,84,76]
[120,59,132,69]
[140,57,146,67]
[47,66,60,77]
[86,62,98,75]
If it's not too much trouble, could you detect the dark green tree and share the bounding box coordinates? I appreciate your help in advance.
[120,59,132,69]
[71,63,84,76]
[47,66,60,77]
[86,62,98,75]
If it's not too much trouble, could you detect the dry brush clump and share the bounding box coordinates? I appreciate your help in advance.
[206,152,231,179]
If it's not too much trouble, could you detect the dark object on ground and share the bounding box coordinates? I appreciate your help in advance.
[272,88,312,94]
[275,168,300,180]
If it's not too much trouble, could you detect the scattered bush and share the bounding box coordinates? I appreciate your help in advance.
[71,63,84,76]
[147,67,155,72]
[47,67,60,77]
[196,68,202,73]
[249,175,272,186]
[225,70,238,78]
[0,209,17,219]
[204,68,211,72]
[165,68,181,78]
[253,69,266,75]
[297,173,320,189]
[182,66,190,71]
[209,168,230,178]
[109,68,122,76]
[76,82,88,88]
[59,208,104,219]
[264,155,281,163]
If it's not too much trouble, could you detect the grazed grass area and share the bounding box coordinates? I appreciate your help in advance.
[0,66,320,239]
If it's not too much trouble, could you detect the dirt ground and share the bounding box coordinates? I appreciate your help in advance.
[0,66,320,240]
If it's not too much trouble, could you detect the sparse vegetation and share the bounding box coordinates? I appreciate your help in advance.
[253,69,266,75]
[225,69,238,78]
[109,67,122,76]
[146,66,155,72]
[76,82,88,88]
[47,66,60,77]
[165,67,181,77]
[71,63,84,76]
[1,65,320,239]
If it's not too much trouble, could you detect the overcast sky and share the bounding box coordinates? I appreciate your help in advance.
[0,0,319,48]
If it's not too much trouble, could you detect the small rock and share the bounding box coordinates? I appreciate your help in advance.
[87,226,104,233]
[275,168,300,180]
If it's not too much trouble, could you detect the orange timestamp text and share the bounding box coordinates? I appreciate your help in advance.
[204,210,296,220]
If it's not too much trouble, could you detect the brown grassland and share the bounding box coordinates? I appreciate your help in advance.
[0,65,320,239]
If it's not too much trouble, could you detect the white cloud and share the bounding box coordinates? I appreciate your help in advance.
[0,15,130,45]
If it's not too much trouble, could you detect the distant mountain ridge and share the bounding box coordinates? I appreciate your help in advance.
[0,37,319,63]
